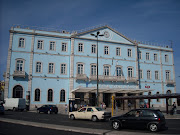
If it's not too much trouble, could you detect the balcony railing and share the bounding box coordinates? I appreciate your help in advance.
[127,77,137,83]
[13,71,26,78]
[89,75,125,82]
[76,74,87,81]
[166,79,175,85]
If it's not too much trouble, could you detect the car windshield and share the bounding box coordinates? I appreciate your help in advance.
[96,107,103,111]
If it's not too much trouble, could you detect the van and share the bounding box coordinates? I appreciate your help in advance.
[4,98,26,111]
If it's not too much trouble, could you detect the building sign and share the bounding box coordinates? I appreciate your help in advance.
[145,86,150,88]
[99,84,137,89]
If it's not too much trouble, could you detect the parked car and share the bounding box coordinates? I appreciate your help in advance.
[37,105,58,114]
[110,109,166,132]
[0,104,5,114]
[69,106,111,122]
[3,98,26,111]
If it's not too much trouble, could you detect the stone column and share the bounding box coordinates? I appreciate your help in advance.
[160,50,165,107]
[69,38,75,99]
[124,93,128,109]
[98,93,103,106]
[28,35,35,110]
[4,29,14,99]
[84,92,89,105]
[136,93,140,108]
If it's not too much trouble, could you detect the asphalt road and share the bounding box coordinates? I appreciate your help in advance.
[0,121,92,135]
[0,111,180,134]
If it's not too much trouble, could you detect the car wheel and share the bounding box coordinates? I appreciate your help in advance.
[149,123,158,132]
[38,110,41,113]
[55,111,58,114]
[112,121,120,130]
[92,116,98,122]
[70,114,75,120]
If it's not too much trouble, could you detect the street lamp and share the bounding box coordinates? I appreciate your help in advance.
[90,31,104,106]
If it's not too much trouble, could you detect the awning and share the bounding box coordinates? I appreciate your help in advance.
[71,87,153,94]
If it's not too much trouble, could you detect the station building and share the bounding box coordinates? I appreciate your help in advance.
[4,25,176,112]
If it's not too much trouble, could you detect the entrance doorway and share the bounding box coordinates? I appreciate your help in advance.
[103,93,111,107]
[13,85,23,98]
[89,93,96,106]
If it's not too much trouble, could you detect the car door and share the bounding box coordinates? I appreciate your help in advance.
[122,110,141,128]
[76,107,87,119]
[86,108,94,120]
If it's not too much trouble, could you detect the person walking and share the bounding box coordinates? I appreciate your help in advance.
[128,102,131,110]
[172,102,177,114]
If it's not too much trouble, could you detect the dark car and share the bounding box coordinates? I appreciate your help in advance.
[110,109,166,132]
[0,104,5,115]
[37,105,58,114]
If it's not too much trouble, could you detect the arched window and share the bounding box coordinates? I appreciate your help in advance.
[60,89,65,102]
[35,89,40,101]
[48,89,53,101]
[13,85,23,98]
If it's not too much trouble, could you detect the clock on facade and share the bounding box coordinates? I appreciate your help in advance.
[104,31,110,38]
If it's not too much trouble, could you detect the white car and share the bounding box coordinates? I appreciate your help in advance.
[69,106,111,122]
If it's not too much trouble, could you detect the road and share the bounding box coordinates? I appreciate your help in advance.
[0,111,180,135]
[0,121,92,135]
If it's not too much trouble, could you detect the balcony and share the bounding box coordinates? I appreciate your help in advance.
[13,71,26,78]
[166,79,175,85]
[89,75,125,82]
[76,74,87,81]
[126,77,137,83]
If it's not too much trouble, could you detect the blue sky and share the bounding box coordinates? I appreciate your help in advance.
[0,0,180,92]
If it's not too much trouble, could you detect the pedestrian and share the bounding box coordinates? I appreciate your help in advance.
[144,102,147,108]
[70,102,73,112]
[128,102,131,110]
[74,104,77,111]
[146,103,149,108]
[172,102,177,114]
[65,104,67,114]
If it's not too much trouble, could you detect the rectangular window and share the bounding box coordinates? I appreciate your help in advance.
[49,41,55,51]
[139,69,143,79]
[77,64,84,74]
[116,67,122,76]
[166,71,170,80]
[37,40,43,49]
[16,60,24,71]
[104,66,110,76]
[165,54,169,62]
[128,67,133,77]
[91,45,96,54]
[61,64,66,74]
[155,71,159,80]
[48,63,54,74]
[138,51,142,59]
[91,65,96,75]
[128,49,132,57]
[104,46,109,55]
[62,43,67,52]
[154,54,158,61]
[19,38,25,48]
[116,47,121,56]
[36,62,42,73]
[147,70,151,79]
[146,53,150,60]
[78,43,83,52]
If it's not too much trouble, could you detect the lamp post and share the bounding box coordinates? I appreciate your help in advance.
[90,31,104,106]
